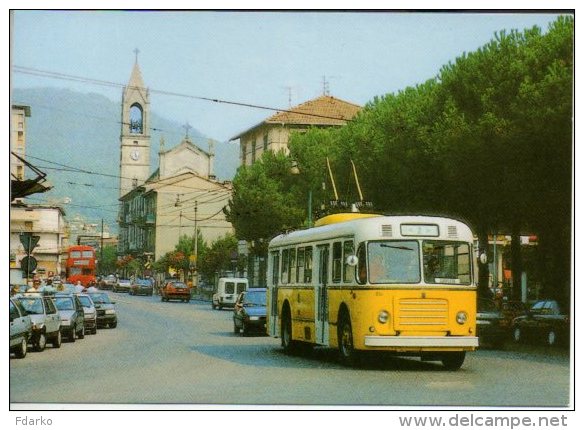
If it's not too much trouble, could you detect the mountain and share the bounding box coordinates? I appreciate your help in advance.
[12,87,240,233]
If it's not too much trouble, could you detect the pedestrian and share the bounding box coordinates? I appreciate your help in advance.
[75,281,84,293]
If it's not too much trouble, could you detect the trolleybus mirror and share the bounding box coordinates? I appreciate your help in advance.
[346,255,359,267]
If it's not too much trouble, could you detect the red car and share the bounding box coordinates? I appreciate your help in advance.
[160,281,191,303]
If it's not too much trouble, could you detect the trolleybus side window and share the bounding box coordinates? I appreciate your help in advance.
[289,248,297,284]
[304,247,313,283]
[332,242,342,283]
[318,245,329,285]
[356,243,367,284]
[281,249,289,284]
[271,251,280,285]
[297,248,305,284]
[343,241,355,283]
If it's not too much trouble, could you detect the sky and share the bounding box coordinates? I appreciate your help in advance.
[10,10,565,142]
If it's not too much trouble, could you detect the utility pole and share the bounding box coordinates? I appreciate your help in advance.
[193,201,198,287]
[100,219,104,276]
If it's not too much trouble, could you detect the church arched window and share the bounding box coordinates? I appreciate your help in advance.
[129,103,143,134]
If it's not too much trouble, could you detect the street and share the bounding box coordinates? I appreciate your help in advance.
[10,291,571,408]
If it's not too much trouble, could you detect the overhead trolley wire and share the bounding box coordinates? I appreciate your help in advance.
[13,65,356,123]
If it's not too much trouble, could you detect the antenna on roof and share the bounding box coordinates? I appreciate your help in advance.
[322,75,330,96]
[285,86,292,107]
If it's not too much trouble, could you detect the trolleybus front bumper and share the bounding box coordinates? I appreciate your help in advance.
[364,336,479,348]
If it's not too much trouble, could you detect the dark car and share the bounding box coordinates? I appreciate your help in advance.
[500,300,528,329]
[512,300,569,347]
[15,294,62,351]
[10,298,32,359]
[129,279,154,296]
[89,292,118,328]
[160,281,191,302]
[233,288,267,336]
[476,298,507,348]
[54,293,86,342]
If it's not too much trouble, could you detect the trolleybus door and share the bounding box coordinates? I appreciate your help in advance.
[315,245,330,345]
[268,251,280,337]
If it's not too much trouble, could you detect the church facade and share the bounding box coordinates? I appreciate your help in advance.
[117,57,234,269]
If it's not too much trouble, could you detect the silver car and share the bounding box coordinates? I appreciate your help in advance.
[10,298,32,358]
[113,279,131,293]
[76,293,98,334]
[16,294,62,351]
[54,293,86,342]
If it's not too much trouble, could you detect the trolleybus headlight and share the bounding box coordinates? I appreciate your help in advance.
[456,311,468,325]
[378,310,390,324]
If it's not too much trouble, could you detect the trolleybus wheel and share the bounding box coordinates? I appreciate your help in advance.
[281,307,297,353]
[441,351,465,370]
[338,316,360,366]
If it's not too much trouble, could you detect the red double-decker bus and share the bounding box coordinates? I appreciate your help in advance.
[65,245,97,286]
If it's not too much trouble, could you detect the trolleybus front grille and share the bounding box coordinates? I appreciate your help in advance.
[396,298,448,329]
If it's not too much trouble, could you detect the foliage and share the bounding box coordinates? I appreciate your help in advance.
[224,151,304,255]
[199,233,244,281]
[153,232,209,280]
[98,245,118,275]
[225,16,573,302]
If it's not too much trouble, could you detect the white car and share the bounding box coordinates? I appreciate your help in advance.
[10,298,32,358]
[113,279,131,293]
[212,277,248,310]
[15,294,62,351]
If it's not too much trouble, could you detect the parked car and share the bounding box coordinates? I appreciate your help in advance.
[160,281,191,302]
[233,288,267,336]
[129,279,154,296]
[88,292,118,328]
[53,293,86,342]
[10,298,32,358]
[476,298,507,348]
[113,279,131,293]
[500,300,528,328]
[15,294,62,351]
[60,283,78,294]
[10,284,29,295]
[512,300,570,347]
[212,277,248,309]
[100,275,117,290]
[76,293,97,334]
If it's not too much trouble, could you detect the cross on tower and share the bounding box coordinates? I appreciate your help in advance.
[133,48,140,64]
[183,122,192,139]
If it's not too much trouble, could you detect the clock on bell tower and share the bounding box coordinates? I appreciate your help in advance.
[119,50,151,198]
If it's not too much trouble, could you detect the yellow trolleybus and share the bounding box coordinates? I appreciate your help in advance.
[267,213,479,369]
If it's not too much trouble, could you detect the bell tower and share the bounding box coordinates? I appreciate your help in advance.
[119,49,151,198]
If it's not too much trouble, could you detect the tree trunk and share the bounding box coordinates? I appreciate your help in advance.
[510,223,523,302]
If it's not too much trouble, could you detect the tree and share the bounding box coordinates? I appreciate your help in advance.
[224,151,304,258]
[286,16,573,303]
[98,245,117,275]
[199,234,243,282]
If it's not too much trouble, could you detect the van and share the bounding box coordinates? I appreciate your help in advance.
[212,277,248,309]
